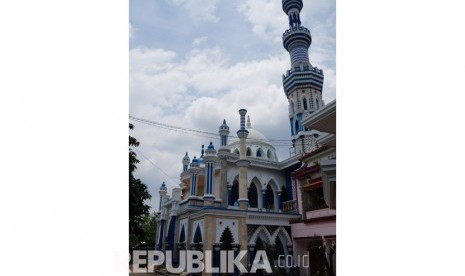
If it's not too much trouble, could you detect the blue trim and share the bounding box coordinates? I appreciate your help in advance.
[166,216,177,251]
[157,220,165,250]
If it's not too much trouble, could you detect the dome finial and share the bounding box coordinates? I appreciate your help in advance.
[247,115,251,128]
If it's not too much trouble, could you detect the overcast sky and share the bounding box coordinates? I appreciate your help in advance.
[129,0,335,211]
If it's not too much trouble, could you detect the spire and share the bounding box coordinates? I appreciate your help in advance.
[247,115,251,129]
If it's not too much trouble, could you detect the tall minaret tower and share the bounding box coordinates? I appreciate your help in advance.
[282,0,324,155]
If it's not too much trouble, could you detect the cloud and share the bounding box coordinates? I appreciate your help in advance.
[237,0,286,42]
[129,22,137,39]
[169,0,220,23]
[129,1,335,211]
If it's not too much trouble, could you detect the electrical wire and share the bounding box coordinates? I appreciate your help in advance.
[133,147,179,185]
[129,115,295,147]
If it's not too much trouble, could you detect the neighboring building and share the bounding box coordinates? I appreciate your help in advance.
[291,100,336,276]
[154,0,335,275]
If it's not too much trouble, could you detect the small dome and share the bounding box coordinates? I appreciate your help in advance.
[219,119,229,130]
[207,142,215,150]
[160,181,167,190]
[182,152,190,161]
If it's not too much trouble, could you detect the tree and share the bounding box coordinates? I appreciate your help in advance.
[129,123,152,247]
[142,211,158,246]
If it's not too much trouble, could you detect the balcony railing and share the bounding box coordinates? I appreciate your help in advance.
[282,200,297,213]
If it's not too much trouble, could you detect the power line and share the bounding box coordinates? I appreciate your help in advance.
[129,115,294,147]
[133,147,179,186]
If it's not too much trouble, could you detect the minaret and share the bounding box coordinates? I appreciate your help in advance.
[188,156,201,198]
[219,119,230,148]
[217,119,230,207]
[158,181,167,213]
[203,142,218,206]
[235,109,251,210]
[282,0,324,155]
[156,181,168,250]
[182,152,190,172]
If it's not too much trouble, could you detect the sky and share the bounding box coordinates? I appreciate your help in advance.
[129,0,336,212]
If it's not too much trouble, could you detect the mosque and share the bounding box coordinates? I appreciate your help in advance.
[155,0,334,274]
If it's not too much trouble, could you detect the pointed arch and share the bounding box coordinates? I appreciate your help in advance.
[249,225,273,245]
[219,227,234,250]
[193,226,202,243]
[271,226,292,246]
[256,148,264,158]
[233,148,239,155]
[179,226,186,243]
[316,98,320,109]
[267,149,272,160]
[291,100,295,114]
[248,182,258,208]
[265,184,275,211]
[303,97,308,110]
[246,147,252,156]
[294,119,299,134]
[230,178,239,206]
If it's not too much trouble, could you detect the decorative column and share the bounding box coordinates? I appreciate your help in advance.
[278,190,283,212]
[203,142,218,206]
[261,188,266,211]
[188,157,201,198]
[247,244,256,270]
[231,243,240,276]
[227,182,233,206]
[213,243,221,276]
[235,109,251,210]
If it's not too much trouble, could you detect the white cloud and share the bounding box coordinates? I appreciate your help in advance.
[169,0,220,23]
[129,22,137,39]
[237,0,286,42]
[129,1,335,211]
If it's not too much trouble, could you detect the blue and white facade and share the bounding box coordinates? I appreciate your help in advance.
[282,0,325,155]
[153,0,330,274]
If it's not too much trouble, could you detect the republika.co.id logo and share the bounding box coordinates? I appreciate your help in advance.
[130,250,272,273]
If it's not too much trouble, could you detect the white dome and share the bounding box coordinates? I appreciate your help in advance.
[227,116,278,161]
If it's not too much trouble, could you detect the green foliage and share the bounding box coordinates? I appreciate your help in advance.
[129,123,152,248]
[142,211,158,246]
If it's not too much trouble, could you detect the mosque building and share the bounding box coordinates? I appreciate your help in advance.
[154,0,335,274]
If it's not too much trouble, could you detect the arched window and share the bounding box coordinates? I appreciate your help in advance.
[248,183,258,208]
[230,179,239,206]
[303,97,308,110]
[233,148,239,155]
[291,101,295,114]
[294,119,299,134]
[267,150,272,160]
[193,226,202,243]
[316,98,320,110]
[256,148,263,157]
[179,227,186,243]
[265,185,275,211]
[246,147,252,156]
